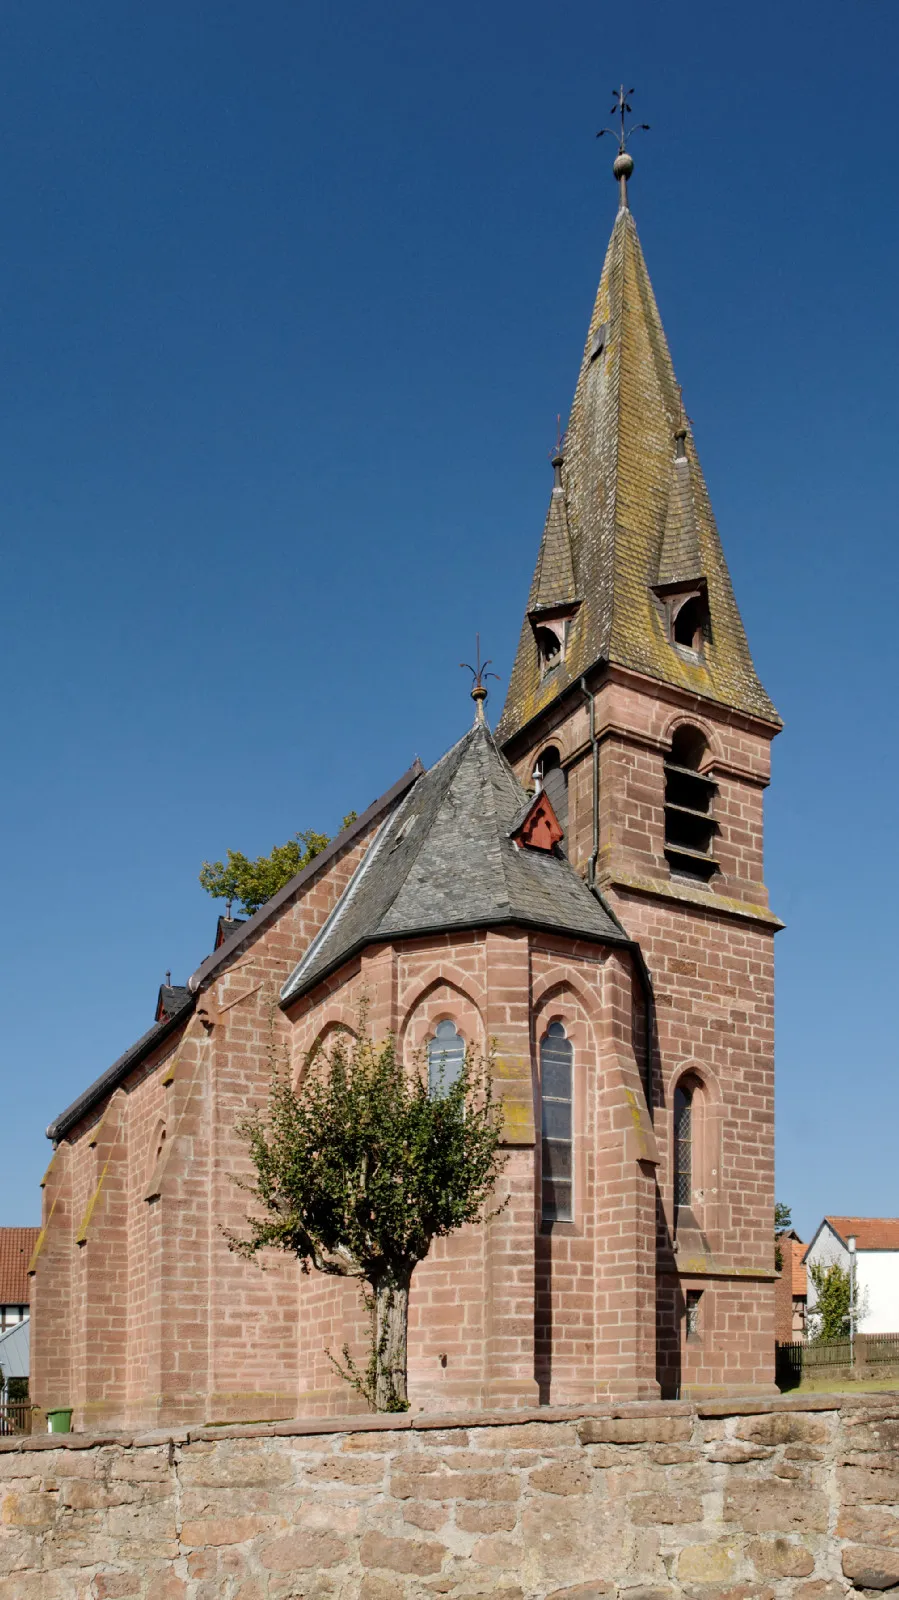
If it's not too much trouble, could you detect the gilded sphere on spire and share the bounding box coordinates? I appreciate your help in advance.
[613,150,634,182]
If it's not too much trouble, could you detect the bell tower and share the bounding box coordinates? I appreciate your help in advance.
[498,108,782,1395]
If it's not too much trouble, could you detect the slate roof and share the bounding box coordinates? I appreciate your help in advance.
[531,458,578,610]
[657,450,704,587]
[281,720,625,1004]
[0,1229,39,1306]
[497,193,779,747]
[214,916,246,950]
[155,983,192,1022]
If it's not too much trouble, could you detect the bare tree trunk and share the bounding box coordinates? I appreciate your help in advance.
[373,1269,411,1411]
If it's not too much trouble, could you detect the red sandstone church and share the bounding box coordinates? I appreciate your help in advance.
[31,148,781,1429]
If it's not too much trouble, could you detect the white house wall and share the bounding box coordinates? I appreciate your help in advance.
[857,1252,899,1334]
[805,1225,899,1334]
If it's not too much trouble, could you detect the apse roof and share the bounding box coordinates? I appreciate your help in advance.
[281,719,625,1005]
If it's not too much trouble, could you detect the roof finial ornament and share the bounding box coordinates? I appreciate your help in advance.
[597,86,649,209]
[461,634,500,725]
[550,413,566,488]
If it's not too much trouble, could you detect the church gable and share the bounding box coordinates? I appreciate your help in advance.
[510,789,564,853]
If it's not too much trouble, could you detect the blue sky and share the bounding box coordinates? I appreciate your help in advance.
[1,1,897,1239]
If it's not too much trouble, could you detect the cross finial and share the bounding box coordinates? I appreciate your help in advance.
[597,86,649,207]
[460,634,500,725]
[549,414,567,486]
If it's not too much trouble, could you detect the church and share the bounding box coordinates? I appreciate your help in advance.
[30,139,781,1429]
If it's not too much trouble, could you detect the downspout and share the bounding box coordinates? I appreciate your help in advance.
[579,677,599,889]
[579,675,655,1113]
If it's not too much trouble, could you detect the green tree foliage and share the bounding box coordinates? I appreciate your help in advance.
[199,813,358,916]
[228,1023,505,1411]
[774,1201,793,1271]
[808,1259,852,1342]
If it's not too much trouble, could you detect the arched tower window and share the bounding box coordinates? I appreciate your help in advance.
[535,625,562,672]
[534,746,569,842]
[664,725,718,882]
[540,1021,573,1222]
[427,1019,465,1097]
[673,1080,693,1215]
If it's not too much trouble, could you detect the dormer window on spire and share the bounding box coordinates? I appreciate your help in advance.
[536,623,563,672]
[670,589,708,654]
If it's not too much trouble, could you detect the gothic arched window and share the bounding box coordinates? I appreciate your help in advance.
[540,1021,573,1222]
[427,1019,465,1097]
[674,1080,693,1215]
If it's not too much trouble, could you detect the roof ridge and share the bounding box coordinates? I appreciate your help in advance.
[190,757,424,991]
[367,728,480,927]
[280,729,479,1005]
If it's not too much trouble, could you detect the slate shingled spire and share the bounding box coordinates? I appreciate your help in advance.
[497,172,779,747]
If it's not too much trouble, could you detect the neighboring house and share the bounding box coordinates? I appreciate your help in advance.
[32,143,783,1429]
[0,1317,30,1393]
[774,1230,807,1342]
[804,1217,899,1335]
[0,1228,39,1331]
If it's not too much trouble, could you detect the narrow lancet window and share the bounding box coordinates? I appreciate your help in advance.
[674,1081,693,1214]
[541,1022,573,1222]
[427,1019,465,1097]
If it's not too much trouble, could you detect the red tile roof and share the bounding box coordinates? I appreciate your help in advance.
[0,1228,39,1305]
[791,1238,807,1296]
[825,1216,899,1251]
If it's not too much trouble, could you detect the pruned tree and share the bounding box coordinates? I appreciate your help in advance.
[199,814,357,916]
[808,1258,866,1343]
[227,1024,506,1411]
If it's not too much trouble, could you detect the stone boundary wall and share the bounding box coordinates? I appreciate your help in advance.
[1,1396,898,1599]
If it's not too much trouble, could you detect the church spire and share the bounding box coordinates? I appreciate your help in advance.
[497,124,779,747]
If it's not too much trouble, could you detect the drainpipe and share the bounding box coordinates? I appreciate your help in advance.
[579,677,599,889]
[579,676,655,1112]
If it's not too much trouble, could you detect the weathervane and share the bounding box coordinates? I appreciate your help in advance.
[461,635,499,724]
[597,86,649,206]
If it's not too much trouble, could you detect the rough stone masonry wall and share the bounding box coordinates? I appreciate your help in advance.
[1,1397,898,1599]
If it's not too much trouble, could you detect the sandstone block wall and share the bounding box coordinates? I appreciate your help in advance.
[1,1397,897,1599]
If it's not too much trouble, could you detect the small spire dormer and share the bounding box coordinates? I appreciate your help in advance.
[527,445,580,679]
[653,401,710,658]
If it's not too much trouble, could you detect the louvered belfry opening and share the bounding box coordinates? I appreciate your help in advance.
[664,725,719,882]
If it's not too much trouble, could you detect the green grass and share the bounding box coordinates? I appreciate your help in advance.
[780,1374,899,1396]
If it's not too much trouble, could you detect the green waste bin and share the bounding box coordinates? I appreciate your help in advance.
[47,1409,73,1434]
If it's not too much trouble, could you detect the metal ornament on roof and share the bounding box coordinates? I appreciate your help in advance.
[460,634,500,724]
[597,86,649,204]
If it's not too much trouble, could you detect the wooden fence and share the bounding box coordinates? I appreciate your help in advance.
[0,1400,32,1435]
[777,1332,899,1388]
